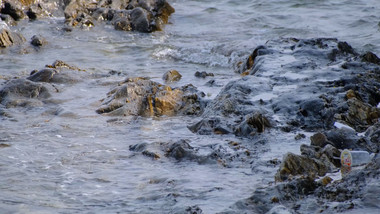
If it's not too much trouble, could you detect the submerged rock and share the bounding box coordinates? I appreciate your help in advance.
[30,34,47,47]
[96,77,205,117]
[0,78,51,108]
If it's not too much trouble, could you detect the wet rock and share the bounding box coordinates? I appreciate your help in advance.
[96,77,205,117]
[0,0,60,22]
[361,51,380,65]
[165,140,197,161]
[0,78,51,108]
[30,34,47,47]
[63,0,174,32]
[0,26,26,48]
[310,132,329,148]
[0,0,25,21]
[194,71,214,78]
[275,152,330,182]
[130,7,151,32]
[185,205,203,214]
[27,61,84,84]
[336,98,380,132]
[163,70,182,82]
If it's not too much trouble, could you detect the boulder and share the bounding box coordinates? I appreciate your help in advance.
[30,34,47,47]
[96,77,205,117]
[275,152,330,182]
[0,78,51,108]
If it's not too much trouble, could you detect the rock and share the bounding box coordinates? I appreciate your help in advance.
[0,0,25,21]
[275,152,330,182]
[185,205,203,214]
[27,61,84,84]
[163,70,182,82]
[96,77,205,117]
[130,7,151,32]
[336,98,380,132]
[194,71,214,78]
[0,78,51,108]
[0,27,26,48]
[30,35,47,47]
[63,0,174,32]
[165,139,197,161]
[310,132,329,148]
[361,51,380,65]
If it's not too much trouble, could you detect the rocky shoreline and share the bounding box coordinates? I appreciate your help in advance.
[1,1,380,213]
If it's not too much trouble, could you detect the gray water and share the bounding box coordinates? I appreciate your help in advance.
[1,0,380,213]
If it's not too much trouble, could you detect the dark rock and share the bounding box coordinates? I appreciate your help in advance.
[310,132,329,148]
[30,35,47,47]
[185,205,203,214]
[0,0,24,21]
[130,7,151,32]
[113,17,131,31]
[361,51,380,65]
[194,71,214,78]
[27,61,84,84]
[0,78,51,108]
[27,68,57,82]
[163,70,182,82]
[96,77,205,117]
[165,139,197,161]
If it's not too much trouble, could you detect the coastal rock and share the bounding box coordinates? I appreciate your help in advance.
[63,0,174,32]
[194,71,214,78]
[275,152,330,182]
[0,0,61,22]
[0,26,26,48]
[30,34,47,47]
[96,77,205,117]
[27,60,84,84]
[0,78,51,108]
[163,70,182,82]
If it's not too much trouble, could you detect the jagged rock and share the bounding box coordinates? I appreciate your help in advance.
[96,77,205,117]
[336,98,380,132]
[275,152,330,182]
[0,26,25,48]
[163,70,182,82]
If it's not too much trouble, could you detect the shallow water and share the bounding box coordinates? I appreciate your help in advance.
[1,0,380,213]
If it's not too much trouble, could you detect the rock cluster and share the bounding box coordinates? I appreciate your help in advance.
[218,38,380,213]
[63,0,175,32]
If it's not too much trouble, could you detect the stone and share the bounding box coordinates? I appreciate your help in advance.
[275,152,330,182]
[310,132,328,148]
[30,35,47,47]
[0,0,25,21]
[0,79,51,108]
[63,0,174,32]
[163,70,182,82]
[0,27,26,48]
[194,71,214,78]
[96,77,205,117]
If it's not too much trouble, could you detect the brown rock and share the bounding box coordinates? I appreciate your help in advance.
[275,152,330,182]
[163,70,182,82]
